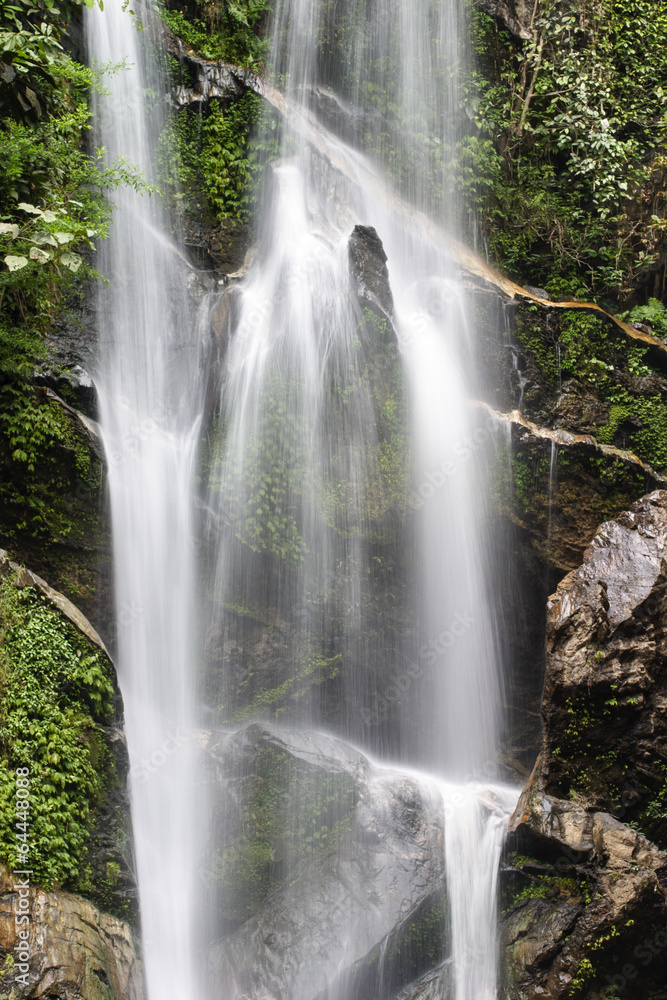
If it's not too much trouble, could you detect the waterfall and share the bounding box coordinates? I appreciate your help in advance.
[87,0,518,998]
[204,0,519,995]
[86,6,204,1000]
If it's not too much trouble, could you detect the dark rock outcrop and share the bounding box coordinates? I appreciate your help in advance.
[473,0,534,39]
[503,793,667,999]
[501,492,667,999]
[348,224,394,320]
[205,724,447,1000]
[535,490,667,819]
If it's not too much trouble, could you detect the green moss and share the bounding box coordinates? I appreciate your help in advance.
[515,307,561,387]
[502,872,582,914]
[549,692,642,806]
[215,743,357,924]
[231,645,343,723]
[0,577,115,889]
[0,388,102,541]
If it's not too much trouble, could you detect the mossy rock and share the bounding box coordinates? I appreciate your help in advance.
[0,388,112,642]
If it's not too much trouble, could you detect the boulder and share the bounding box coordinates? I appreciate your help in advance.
[501,492,667,999]
[204,724,447,1000]
[536,490,667,821]
[502,793,667,999]
[348,225,394,321]
[0,865,144,1000]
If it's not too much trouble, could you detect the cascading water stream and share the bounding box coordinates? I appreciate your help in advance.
[88,0,518,997]
[203,0,520,997]
[86,5,204,1000]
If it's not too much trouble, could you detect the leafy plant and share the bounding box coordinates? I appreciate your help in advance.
[0,578,115,888]
[158,0,270,70]
[461,0,667,298]
[619,298,667,336]
[0,0,148,489]
[157,92,268,221]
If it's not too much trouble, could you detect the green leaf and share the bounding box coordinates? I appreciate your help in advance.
[17,202,42,215]
[32,232,58,246]
[29,246,50,263]
[60,252,82,272]
[4,254,28,270]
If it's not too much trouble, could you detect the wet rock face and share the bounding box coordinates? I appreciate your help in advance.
[0,865,144,1000]
[538,490,667,820]
[500,492,667,1000]
[204,724,446,1000]
[348,225,394,320]
[502,797,667,1000]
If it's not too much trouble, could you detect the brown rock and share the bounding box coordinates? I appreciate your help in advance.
[0,865,144,1000]
[472,0,535,38]
[538,490,667,811]
[502,492,667,999]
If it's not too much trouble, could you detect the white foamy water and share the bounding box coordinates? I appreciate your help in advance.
[86,4,205,999]
[87,0,516,997]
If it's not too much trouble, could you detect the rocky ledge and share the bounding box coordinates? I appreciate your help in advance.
[501,491,667,999]
[0,865,144,1000]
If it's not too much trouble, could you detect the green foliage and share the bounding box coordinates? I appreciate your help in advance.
[214,368,308,564]
[464,0,667,297]
[517,308,667,473]
[232,645,343,723]
[619,298,667,336]
[200,97,261,219]
[569,925,621,996]
[0,0,101,123]
[159,0,270,70]
[0,381,82,471]
[0,383,101,549]
[157,92,268,221]
[0,578,115,888]
[0,0,149,483]
[502,872,581,914]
